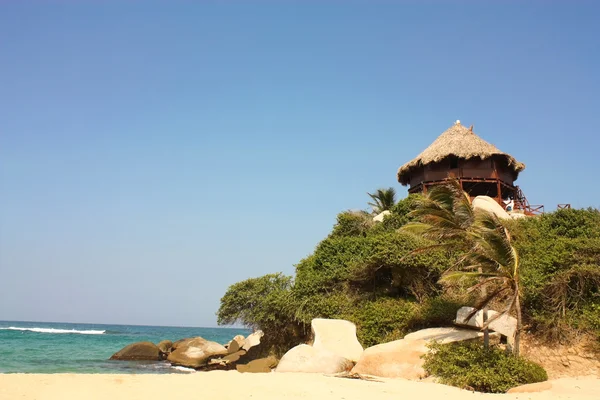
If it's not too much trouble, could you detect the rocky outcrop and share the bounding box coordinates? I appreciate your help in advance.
[167,337,228,368]
[276,344,353,374]
[110,331,275,372]
[157,340,173,354]
[110,342,162,361]
[311,318,363,362]
[351,327,497,379]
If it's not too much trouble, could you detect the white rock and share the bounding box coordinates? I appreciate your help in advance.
[403,327,496,344]
[276,344,353,374]
[472,196,510,220]
[455,307,517,349]
[311,318,364,362]
[372,210,391,222]
[455,306,486,328]
[242,330,264,351]
[488,311,517,348]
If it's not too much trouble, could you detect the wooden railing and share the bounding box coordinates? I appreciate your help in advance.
[557,204,572,210]
[514,186,544,215]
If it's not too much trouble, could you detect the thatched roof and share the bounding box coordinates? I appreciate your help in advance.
[397,121,525,185]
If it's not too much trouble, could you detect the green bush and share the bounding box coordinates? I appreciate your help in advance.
[351,298,416,347]
[217,273,307,355]
[510,208,600,341]
[330,211,374,238]
[410,296,464,329]
[422,342,548,393]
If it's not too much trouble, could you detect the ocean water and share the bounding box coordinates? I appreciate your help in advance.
[0,320,250,374]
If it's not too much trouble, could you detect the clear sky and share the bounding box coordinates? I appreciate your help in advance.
[1,1,599,327]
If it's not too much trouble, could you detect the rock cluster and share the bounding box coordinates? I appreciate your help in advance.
[110,330,276,373]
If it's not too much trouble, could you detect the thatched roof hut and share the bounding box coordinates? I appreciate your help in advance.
[397,121,525,186]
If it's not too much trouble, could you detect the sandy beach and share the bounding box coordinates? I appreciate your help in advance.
[1,372,598,400]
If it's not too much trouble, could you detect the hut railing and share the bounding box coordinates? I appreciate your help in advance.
[514,186,544,216]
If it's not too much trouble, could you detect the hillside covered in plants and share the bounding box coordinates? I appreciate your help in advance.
[217,194,600,355]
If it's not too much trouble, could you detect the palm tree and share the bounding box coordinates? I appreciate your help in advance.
[402,180,523,356]
[367,187,397,215]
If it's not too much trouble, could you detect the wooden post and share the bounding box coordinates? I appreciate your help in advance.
[479,266,489,349]
[496,179,502,204]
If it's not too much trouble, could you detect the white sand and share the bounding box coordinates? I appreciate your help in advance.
[0,372,598,400]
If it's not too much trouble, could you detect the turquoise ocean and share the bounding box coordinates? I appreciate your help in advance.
[0,320,250,374]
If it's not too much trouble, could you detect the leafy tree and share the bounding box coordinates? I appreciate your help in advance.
[217,273,306,354]
[367,187,397,214]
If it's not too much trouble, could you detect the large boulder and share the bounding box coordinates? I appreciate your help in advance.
[352,327,496,379]
[110,341,161,361]
[472,196,510,220]
[157,340,173,354]
[351,338,429,379]
[172,337,194,350]
[276,344,354,374]
[311,318,363,362]
[242,331,264,351]
[167,337,228,368]
[236,356,278,373]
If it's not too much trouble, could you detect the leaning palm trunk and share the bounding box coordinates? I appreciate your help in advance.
[514,283,522,357]
[479,268,490,349]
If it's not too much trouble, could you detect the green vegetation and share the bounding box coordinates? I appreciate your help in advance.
[422,342,548,393]
[510,208,600,342]
[367,187,397,214]
[403,180,524,355]
[217,187,600,355]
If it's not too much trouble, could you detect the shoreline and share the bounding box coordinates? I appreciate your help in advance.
[1,372,598,400]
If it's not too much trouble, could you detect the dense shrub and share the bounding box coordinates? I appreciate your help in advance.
[217,273,306,355]
[351,298,416,347]
[510,208,600,341]
[422,342,548,393]
[330,211,374,238]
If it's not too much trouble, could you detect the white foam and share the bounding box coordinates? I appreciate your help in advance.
[0,327,105,335]
[171,365,196,373]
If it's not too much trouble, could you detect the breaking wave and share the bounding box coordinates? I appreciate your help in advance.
[171,366,196,373]
[0,327,106,335]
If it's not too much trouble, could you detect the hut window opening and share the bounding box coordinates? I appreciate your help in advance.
[449,156,459,169]
[462,181,498,198]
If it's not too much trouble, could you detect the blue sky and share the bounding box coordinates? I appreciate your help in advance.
[1,1,599,327]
